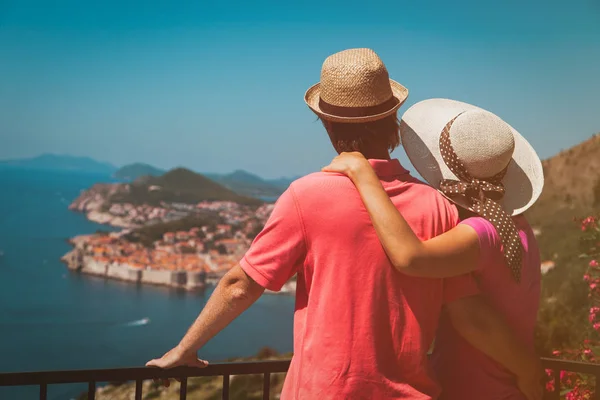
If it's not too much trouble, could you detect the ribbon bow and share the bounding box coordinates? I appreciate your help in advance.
[439,178,506,205]
[438,115,523,282]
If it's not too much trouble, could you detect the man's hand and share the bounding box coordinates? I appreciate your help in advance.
[322,151,370,179]
[146,345,208,369]
[144,265,263,387]
[146,345,208,387]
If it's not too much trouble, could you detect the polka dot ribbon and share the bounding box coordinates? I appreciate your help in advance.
[438,116,523,282]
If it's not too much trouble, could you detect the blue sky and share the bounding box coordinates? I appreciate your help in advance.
[1,0,599,178]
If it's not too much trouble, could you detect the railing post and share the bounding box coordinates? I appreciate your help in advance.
[550,369,561,400]
[39,383,47,400]
[135,379,143,400]
[595,373,600,400]
[222,375,230,400]
[88,381,96,400]
[263,372,270,400]
[179,377,188,400]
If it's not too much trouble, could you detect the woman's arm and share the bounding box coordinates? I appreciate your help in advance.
[322,152,481,278]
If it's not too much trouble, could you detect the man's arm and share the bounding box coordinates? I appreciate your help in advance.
[146,265,264,369]
[147,185,305,371]
[446,295,543,400]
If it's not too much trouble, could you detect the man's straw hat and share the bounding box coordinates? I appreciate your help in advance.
[305,48,409,123]
[400,98,544,216]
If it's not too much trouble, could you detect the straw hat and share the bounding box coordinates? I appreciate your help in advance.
[305,48,409,123]
[400,98,544,216]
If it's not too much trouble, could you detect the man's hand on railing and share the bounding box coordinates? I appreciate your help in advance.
[144,265,264,387]
[146,345,208,387]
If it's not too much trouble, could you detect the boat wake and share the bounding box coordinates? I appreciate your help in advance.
[123,317,150,327]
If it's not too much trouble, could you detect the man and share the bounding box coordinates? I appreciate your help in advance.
[147,48,541,399]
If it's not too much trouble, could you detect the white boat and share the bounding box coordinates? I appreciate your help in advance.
[124,317,150,327]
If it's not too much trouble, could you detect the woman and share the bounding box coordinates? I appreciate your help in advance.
[323,98,544,400]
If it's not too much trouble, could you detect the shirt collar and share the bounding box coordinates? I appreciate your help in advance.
[368,158,409,178]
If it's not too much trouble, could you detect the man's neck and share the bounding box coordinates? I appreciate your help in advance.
[359,149,391,160]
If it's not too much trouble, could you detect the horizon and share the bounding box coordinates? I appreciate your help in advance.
[1,0,599,178]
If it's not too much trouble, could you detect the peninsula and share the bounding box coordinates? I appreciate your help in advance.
[63,167,296,294]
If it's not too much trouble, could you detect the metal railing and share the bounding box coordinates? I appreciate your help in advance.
[0,360,290,400]
[0,358,598,400]
[543,358,600,400]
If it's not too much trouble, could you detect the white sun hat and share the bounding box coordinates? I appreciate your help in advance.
[400,98,544,216]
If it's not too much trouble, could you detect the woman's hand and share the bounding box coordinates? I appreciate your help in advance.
[322,152,370,179]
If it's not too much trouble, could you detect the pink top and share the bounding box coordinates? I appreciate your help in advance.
[431,216,541,400]
[240,159,479,400]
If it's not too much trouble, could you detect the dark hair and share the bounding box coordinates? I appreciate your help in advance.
[320,114,401,154]
[457,206,477,221]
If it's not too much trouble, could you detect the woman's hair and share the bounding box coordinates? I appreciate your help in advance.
[457,206,477,221]
[320,114,401,154]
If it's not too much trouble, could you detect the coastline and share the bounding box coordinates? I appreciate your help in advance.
[62,233,296,296]
[63,182,296,295]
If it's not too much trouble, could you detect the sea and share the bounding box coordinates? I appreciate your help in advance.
[0,168,295,400]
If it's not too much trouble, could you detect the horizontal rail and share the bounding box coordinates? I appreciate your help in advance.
[1,358,598,393]
[0,360,291,387]
[541,358,600,375]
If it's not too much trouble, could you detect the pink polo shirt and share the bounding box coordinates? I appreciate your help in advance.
[240,159,479,400]
[431,216,541,400]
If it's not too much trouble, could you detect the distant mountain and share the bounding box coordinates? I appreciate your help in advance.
[110,167,263,206]
[205,170,298,198]
[0,154,116,175]
[266,176,301,189]
[114,163,165,181]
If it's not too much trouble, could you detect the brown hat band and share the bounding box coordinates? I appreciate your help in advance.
[318,96,399,119]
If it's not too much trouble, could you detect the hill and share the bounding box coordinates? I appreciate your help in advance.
[206,170,287,198]
[526,133,600,260]
[110,168,263,206]
[524,133,600,353]
[0,154,116,175]
[113,163,165,181]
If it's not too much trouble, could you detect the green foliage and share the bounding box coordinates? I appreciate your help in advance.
[124,214,223,248]
[179,245,197,254]
[216,244,228,255]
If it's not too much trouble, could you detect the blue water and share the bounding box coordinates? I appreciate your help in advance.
[0,169,294,400]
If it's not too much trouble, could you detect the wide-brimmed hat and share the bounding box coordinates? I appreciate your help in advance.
[305,48,409,123]
[400,98,544,216]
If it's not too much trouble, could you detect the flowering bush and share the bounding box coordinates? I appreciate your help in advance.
[546,215,600,398]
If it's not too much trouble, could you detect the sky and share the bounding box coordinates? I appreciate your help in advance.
[1,0,599,178]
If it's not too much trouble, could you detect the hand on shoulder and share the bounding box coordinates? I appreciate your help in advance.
[322,152,371,179]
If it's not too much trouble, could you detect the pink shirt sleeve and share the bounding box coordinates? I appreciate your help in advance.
[458,217,500,272]
[442,212,482,304]
[239,184,306,291]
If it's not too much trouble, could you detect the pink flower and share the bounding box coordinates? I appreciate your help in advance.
[584,274,591,282]
[593,322,600,331]
[590,283,597,290]
[552,350,561,356]
[590,260,599,268]
[560,370,567,380]
[582,216,597,232]
[584,349,593,356]
[589,307,600,322]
